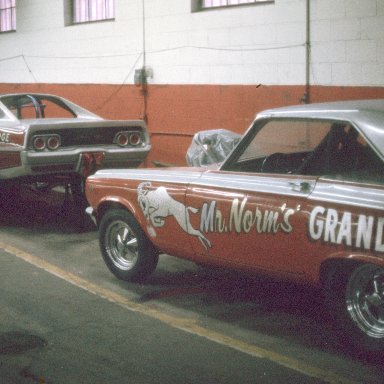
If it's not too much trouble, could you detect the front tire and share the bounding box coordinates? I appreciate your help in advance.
[99,209,158,281]
[324,263,384,352]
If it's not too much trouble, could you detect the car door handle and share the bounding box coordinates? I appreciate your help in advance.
[289,181,312,193]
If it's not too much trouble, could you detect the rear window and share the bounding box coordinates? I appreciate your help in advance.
[1,95,76,119]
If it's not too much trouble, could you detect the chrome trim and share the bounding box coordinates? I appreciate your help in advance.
[309,180,384,211]
[92,168,204,184]
[198,172,315,196]
[85,207,97,225]
[92,169,315,197]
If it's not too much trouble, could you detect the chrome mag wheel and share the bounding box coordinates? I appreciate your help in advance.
[346,264,384,340]
[99,209,158,281]
[105,220,139,271]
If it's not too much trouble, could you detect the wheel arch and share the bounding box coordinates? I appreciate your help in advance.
[319,254,384,288]
[94,197,156,245]
[95,198,139,227]
[319,258,361,289]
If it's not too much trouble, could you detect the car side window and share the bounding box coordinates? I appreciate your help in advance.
[299,123,384,183]
[224,119,330,174]
[223,119,384,184]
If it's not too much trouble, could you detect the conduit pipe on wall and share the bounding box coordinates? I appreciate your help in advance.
[139,0,148,122]
[302,0,311,104]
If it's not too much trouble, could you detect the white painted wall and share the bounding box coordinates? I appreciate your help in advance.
[0,0,383,86]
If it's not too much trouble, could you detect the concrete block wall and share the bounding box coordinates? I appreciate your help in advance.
[310,0,384,87]
[1,0,383,165]
[1,0,383,86]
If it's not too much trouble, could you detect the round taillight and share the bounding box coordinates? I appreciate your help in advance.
[47,135,60,150]
[129,133,141,146]
[117,133,129,146]
[33,136,46,151]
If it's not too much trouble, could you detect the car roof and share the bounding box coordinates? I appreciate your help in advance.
[258,99,384,117]
[0,93,101,120]
[0,92,60,99]
[257,99,384,156]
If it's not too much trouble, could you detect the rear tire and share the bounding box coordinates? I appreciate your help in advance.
[99,209,158,281]
[324,263,384,352]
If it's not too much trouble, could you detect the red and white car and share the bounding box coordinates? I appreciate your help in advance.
[85,99,384,352]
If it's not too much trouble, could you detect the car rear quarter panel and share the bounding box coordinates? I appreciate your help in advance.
[301,179,384,282]
[0,125,25,170]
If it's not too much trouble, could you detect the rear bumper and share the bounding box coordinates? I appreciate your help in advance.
[0,145,150,180]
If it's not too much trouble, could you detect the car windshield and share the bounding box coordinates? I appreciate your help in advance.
[222,118,384,183]
[0,95,76,119]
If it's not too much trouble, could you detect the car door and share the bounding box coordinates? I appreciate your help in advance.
[184,117,354,278]
[185,170,316,276]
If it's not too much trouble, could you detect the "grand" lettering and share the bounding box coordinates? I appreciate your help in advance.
[308,206,384,252]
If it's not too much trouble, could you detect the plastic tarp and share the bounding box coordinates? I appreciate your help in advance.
[186,129,241,167]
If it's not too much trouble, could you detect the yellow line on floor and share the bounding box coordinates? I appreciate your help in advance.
[0,242,358,384]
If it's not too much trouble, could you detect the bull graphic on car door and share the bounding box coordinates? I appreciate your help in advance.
[137,182,211,249]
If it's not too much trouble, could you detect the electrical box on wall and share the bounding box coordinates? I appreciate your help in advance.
[134,67,153,86]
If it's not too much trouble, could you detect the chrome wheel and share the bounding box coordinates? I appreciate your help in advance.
[105,220,139,271]
[346,264,384,339]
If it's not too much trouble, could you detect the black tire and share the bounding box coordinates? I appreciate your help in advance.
[99,208,158,281]
[324,263,384,352]
[69,179,89,209]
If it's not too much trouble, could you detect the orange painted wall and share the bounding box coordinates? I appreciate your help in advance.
[1,83,384,166]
